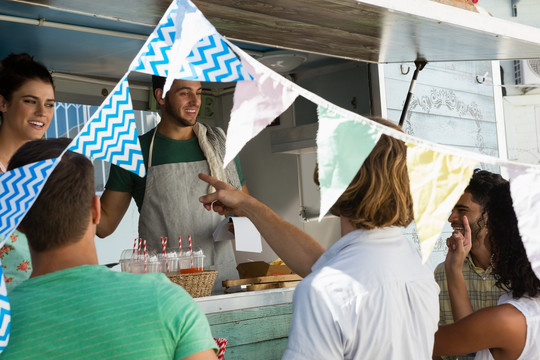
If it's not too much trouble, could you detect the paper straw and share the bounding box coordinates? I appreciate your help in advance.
[160,236,164,254]
[143,239,147,273]
[161,237,170,273]
[137,238,142,260]
[188,235,193,269]
[214,338,228,360]
[165,237,170,272]
[132,238,137,256]
[178,235,182,253]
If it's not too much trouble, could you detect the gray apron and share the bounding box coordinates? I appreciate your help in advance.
[138,129,238,294]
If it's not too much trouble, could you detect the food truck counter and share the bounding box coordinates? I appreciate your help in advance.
[196,287,295,359]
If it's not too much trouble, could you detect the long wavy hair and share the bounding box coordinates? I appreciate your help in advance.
[315,117,413,230]
[487,182,540,298]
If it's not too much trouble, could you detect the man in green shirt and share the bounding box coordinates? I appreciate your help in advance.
[1,138,217,360]
[97,77,248,293]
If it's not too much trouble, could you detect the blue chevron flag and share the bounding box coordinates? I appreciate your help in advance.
[0,264,10,353]
[0,159,54,352]
[68,77,145,177]
[0,158,58,243]
[178,34,253,82]
[130,0,252,82]
[129,0,178,77]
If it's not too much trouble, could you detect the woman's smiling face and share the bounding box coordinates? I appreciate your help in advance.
[0,78,55,141]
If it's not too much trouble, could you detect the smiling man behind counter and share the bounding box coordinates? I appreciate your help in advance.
[1,138,217,360]
[97,76,248,293]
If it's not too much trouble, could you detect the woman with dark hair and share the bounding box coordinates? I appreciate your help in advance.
[434,182,540,359]
[0,53,55,290]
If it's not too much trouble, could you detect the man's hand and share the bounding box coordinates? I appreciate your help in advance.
[198,173,250,217]
[445,216,472,273]
[444,215,474,321]
[198,173,325,277]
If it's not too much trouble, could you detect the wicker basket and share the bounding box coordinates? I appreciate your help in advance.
[167,270,218,298]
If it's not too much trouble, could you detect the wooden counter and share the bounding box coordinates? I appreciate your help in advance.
[196,288,295,359]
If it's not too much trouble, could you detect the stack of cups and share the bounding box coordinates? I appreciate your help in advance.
[120,249,161,274]
[119,237,205,274]
[159,248,180,273]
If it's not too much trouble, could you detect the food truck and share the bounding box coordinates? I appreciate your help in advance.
[2,0,540,357]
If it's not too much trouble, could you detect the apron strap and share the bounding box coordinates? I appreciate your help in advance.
[148,127,158,168]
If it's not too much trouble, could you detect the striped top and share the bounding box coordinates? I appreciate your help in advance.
[1,265,217,359]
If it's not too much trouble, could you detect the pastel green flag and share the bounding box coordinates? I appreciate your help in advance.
[316,106,381,221]
[406,144,477,262]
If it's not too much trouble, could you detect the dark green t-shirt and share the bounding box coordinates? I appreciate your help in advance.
[105,128,245,211]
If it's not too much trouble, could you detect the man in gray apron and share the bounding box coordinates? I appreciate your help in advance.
[97,76,248,294]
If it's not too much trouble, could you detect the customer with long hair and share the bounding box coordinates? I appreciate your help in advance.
[434,182,540,359]
[199,117,439,359]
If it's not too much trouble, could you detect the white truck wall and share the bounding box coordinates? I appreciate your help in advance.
[383,60,502,268]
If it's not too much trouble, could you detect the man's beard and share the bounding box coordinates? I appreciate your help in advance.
[163,99,196,127]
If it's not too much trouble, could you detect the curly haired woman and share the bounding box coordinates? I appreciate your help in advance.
[434,181,540,359]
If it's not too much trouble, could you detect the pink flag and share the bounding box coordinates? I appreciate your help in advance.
[223,41,300,167]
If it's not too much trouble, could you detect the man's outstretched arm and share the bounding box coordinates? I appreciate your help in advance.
[198,173,325,278]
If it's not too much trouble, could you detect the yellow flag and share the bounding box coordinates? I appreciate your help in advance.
[406,144,477,262]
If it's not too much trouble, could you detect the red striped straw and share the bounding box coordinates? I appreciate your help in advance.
[162,237,170,273]
[188,235,193,268]
[143,239,147,273]
[137,238,142,260]
[160,236,164,256]
[178,236,182,253]
[132,238,137,256]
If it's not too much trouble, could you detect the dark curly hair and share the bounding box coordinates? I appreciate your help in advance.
[465,169,507,239]
[487,182,540,298]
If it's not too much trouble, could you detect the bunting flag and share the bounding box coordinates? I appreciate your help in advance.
[68,76,145,177]
[163,0,251,94]
[0,158,60,353]
[129,0,178,77]
[130,0,251,96]
[507,165,540,280]
[222,41,300,167]
[0,266,10,353]
[175,34,253,83]
[406,144,477,262]
[0,158,59,243]
[316,106,382,221]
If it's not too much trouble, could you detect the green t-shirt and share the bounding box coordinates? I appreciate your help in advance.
[105,128,245,211]
[1,265,217,359]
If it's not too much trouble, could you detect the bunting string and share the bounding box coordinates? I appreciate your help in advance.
[1,6,540,347]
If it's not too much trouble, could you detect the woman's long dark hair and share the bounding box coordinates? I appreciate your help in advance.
[488,182,540,298]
